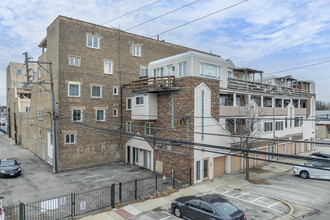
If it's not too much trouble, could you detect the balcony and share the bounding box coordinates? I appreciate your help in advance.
[220,106,307,117]
[227,78,309,96]
[130,76,181,94]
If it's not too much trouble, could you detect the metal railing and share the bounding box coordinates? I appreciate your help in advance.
[228,78,309,96]
[131,76,175,90]
[3,172,187,220]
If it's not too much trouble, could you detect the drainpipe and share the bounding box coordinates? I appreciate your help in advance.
[185,115,190,156]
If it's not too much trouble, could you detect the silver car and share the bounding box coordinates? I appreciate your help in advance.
[0,196,4,220]
[293,160,330,180]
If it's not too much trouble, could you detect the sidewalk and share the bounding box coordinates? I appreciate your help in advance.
[80,156,299,220]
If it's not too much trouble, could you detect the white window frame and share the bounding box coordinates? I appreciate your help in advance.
[178,62,187,77]
[96,109,105,122]
[72,109,82,122]
[68,82,80,97]
[227,70,233,78]
[145,122,154,136]
[126,98,132,110]
[113,109,118,117]
[69,56,80,66]
[113,87,118,96]
[153,67,164,77]
[86,34,99,49]
[91,85,102,98]
[38,109,43,121]
[200,62,221,79]
[275,121,284,131]
[135,96,144,106]
[219,96,228,106]
[39,88,42,99]
[140,67,148,77]
[104,61,113,74]
[65,133,76,144]
[264,122,273,132]
[32,71,37,78]
[39,128,42,137]
[132,44,141,57]
[167,65,173,76]
[126,121,133,133]
[38,68,42,79]
[16,69,23,74]
[25,107,30,113]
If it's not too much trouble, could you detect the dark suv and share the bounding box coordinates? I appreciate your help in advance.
[0,159,22,177]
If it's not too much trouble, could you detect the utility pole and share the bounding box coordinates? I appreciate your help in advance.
[14,103,17,144]
[24,53,58,173]
[23,52,30,84]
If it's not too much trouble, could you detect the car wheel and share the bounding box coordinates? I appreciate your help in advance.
[174,207,182,218]
[300,171,309,179]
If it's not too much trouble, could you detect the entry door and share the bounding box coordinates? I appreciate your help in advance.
[132,147,136,165]
[127,146,131,163]
[47,132,53,165]
[41,141,45,160]
[203,158,209,181]
[143,150,148,168]
[33,136,36,153]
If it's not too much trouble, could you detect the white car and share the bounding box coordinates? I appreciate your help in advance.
[0,196,4,220]
[293,160,330,180]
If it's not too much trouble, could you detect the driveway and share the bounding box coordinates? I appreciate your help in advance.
[0,133,155,206]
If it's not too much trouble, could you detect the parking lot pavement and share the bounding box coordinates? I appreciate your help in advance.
[0,133,155,206]
[130,186,289,220]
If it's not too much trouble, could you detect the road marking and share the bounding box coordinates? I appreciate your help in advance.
[159,216,172,220]
[82,174,104,179]
[251,197,263,202]
[93,177,113,182]
[220,192,284,214]
[268,202,281,208]
[161,211,180,220]
[236,192,249,198]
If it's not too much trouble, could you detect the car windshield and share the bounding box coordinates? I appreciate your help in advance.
[213,202,239,217]
[0,160,15,167]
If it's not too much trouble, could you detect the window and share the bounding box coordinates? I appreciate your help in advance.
[132,44,141,57]
[135,96,144,106]
[276,121,284,131]
[227,70,233,78]
[126,98,132,110]
[200,62,221,79]
[285,117,288,128]
[186,200,201,209]
[328,128,330,134]
[72,109,82,122]
[19,82,24,88]
[65,134,75,144]
[39,89,42,99]
[38,109,43,120]
[196,161,201,181]
[87,34,99,49]
[214,202,239,218]
[104,61,113,74]
[167,65,173,75]
[135,148,139,163]
[113,87,118,96]
[153,67,164,77]
[264,122,273,132]
[91,85,102,98]
[145,122,154,136]
[126,121,133,133]
[39,128,42,137]
[96,109,105,121]
[295,117,303,127]
[113,109,118,117]
[140,67,148,77]
[68,82,80,97]
[178,62,187,77]
[220,97,228,106]
[16,69,22,74]
[32,71,37,78]
[38,68,42,79]
[25,107,30,113]
[200,202,214,214]
[69,56,79,66]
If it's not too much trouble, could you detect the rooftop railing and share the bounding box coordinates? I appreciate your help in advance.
[131,75,175,91]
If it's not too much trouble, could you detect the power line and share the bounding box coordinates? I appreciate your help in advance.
[263,59,330,77]
[101,0,163,25]
[125,0,201,31]
[151,0,248,38]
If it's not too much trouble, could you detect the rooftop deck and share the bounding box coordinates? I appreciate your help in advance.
[130,76,181,93]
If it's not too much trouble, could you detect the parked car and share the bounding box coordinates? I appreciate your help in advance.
[0,159,22,177]
[171,194,247,220]
[293,160,330,180]
[310,152,330,159]
[0,196,4,220]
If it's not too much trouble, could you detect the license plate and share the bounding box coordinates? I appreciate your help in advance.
[10,173,14,176]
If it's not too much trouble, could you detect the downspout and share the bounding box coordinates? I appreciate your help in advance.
[185,115,190,156]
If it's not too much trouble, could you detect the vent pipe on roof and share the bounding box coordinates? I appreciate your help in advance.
[157,35,159,41]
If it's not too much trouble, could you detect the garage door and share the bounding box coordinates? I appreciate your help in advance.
[295,143,301,154]
[231,154,241,172]
[214,156,226,177]
[249,153,255,167]
[257,147,267,165]
[287,143,293,155]
[278,144,285,154]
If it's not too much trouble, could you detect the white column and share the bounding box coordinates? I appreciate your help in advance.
[225,155,231,174]
[248,94,251,103]
[281,98,284,108]
[290,99,293,104]
[298,99,301,108]
[233,93,237,107]
[272,97,275,108]
[261,96,264,107]
[234,119,237,133]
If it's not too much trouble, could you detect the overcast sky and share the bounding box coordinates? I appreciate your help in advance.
[1,0,330,106]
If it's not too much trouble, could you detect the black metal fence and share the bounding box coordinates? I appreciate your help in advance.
[3,173,187,220]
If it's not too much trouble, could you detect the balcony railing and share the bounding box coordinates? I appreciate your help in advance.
[131,76,175,91]
[228,78,309,96]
